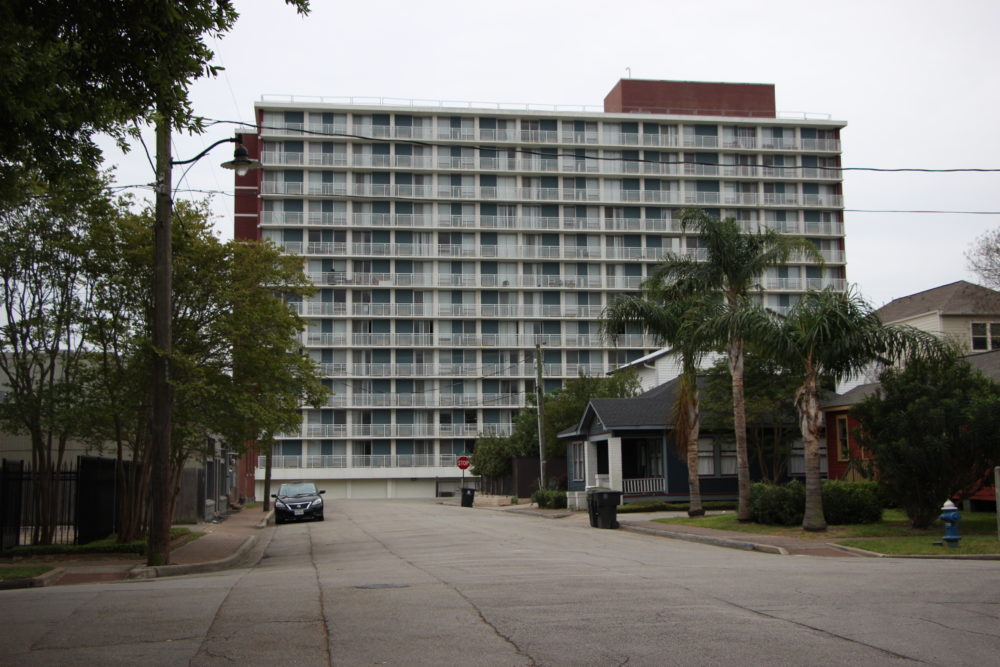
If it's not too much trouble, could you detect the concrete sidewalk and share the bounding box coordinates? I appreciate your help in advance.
[494,505,862,556]
[2,505,275,589]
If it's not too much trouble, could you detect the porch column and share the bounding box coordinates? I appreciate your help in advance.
[584,440,599,487]
[608,436,623,492]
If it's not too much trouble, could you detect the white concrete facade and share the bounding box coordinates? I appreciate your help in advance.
[242,82,847,499]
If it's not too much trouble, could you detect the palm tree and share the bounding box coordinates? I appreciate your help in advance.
[724,287,943,531]
[650,209,819,522]
[602,285,716,517]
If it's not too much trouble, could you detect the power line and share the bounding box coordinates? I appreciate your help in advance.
[845,209,1000,215]
[203,117,1000,174]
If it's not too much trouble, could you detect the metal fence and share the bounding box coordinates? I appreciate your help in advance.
[0,456,118,550]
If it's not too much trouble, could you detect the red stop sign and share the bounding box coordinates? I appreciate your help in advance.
[457,456,471,470]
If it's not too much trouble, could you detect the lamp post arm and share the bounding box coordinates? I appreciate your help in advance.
[171,136,238,166]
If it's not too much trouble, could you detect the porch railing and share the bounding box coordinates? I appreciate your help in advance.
[622,477,665,494]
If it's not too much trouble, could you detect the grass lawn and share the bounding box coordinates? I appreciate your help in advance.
[654,509,1000,555]
[0,526,204,558]
[0,565,54,581]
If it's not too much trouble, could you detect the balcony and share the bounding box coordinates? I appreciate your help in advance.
[640,133,679,148]
[261,181,304,196]
[682,135,719,148]
[800,138,841,152]
[306,122,348,136]
[804,220,844,236]
[478,129,518,142]
[559,131,600,144]
[761,138,800,150]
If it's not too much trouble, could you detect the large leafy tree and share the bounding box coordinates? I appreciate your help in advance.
[77,200,327,539]
[602,285,717,517]
[0,171,116,543]
[724,288,943,531]
[853,352,1000,528]
[0,0,309,196]
[701,353,801,485]
[650,209,819,521]
[471,372,640,485]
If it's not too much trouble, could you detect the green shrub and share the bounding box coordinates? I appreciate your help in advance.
[618,500,737,513]
[750,480,883,526]
[821,480,882,524]
[750,481,805,525]
[532,488,567,509]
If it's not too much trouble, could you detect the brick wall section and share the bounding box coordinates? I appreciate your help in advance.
[604,79,776,118]
[233,132,261,241]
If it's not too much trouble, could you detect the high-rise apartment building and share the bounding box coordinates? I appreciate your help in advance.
[234,79,847,500]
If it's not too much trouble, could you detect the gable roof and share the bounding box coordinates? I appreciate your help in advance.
[876,281,1000,324]
[559,378,681,438]
[821,383,879,409]
[821,349,1000,411]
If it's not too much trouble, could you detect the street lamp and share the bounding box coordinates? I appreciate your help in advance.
[174,133,261,176]
[148,129,260,566]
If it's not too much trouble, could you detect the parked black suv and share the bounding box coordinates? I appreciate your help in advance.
[272,481,325,524]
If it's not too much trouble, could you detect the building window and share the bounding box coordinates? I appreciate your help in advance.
[836,415,850,461]
[971,322,1000,351]
[571,442,585,481]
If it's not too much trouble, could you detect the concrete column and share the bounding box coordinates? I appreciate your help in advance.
[585,440,599,487]
[608,436,623,492]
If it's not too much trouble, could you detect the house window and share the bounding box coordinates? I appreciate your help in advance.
[836,415,850,461]
[720,442,736,476]
[971,322,1000,350]
[697,439,735,477]
[571,442,585,481]
[697,439,715,476]
[788,441,829,476]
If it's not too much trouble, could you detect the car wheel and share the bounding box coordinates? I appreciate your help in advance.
[315,513,324,522]
[275,516,285,525]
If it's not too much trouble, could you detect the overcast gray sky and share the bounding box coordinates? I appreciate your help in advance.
[103,0,1000,307]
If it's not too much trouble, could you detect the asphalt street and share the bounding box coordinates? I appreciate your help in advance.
[1,500,998,666]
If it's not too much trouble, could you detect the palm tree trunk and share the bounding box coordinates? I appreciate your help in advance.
[685,388,704,517]
[797,372,827,531]
[727,336,751,522]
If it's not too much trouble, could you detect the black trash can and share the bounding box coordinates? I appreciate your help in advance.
[585,489,599,527]
[594,490,622,529]
[460,487,476,507]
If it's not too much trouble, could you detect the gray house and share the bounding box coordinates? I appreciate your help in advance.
[558,378,743,510]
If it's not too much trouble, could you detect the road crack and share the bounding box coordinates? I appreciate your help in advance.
[346,513,538,666]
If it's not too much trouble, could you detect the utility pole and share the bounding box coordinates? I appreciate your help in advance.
[148,111,174,566]
[534,343,546,490]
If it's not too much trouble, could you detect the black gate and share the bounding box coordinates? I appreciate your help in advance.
[1,459,24,551]
[76,456,117,544]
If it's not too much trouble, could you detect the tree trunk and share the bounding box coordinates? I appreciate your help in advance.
[685,390,704,518]
[263,442,273,512]
[797,372,827,532]
[728,336,751,522]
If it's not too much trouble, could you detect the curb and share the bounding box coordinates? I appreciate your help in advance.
[0,566,67,590]
[127,535,257,580]
[257,509,274,528]
[620,524,788,555]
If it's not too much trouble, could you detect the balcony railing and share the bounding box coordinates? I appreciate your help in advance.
[259,453,465,470]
